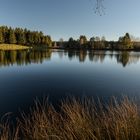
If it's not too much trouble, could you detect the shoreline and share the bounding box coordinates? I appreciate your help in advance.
[1,44,140,52]
[0,44,30,50]
[51,47,140,52]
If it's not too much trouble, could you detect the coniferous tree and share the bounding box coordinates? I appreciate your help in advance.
[29,31,34,45]
[1,26,9,43]
[9,28,16,44]
[18,29,26,45]
[90,37,95,48]
[15,28,25,44]
[0,25,52,47]
[0,28,4,43]
[46,35,52,47]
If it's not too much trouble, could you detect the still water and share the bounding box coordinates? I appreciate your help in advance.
[0,49,140,116]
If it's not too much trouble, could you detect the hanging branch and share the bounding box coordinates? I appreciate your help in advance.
[89,0,105,15]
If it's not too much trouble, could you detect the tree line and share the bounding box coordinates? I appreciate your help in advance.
[0,26,52,47]
[58,33,135,50]
[0,25,137,50]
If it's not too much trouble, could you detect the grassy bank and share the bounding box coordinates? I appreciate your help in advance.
[0,44,29,50]
[0,97,140,140]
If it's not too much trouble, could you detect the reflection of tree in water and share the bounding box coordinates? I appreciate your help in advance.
[109,51,114,59]
[88,51,94,61]
[10,51,17,64]
[68,51,76,60]
[116,52,140,67]
[89,51,106,63]
[1,50,140,67]
[67,50,87,62]
[66,50,106,63]
[0,49,52,67]
[116,52,129,67]
[66,50,140,66]
[79,50,87,62]
[57,50,64,59]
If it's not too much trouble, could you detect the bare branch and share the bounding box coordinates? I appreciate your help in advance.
[89,0,105,15]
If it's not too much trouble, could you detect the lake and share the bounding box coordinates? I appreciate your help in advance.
[0,49,140,116]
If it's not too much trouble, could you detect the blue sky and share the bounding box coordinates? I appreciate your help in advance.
[0,0,140,41]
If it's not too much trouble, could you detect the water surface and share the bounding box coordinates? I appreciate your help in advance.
[0,49,140,116]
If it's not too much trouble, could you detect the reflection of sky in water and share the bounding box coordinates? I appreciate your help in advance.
[0,50,140,116]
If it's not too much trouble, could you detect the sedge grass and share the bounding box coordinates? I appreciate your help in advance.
[1,96,140,140]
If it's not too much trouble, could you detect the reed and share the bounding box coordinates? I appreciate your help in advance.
[0,113,19,140]
[1,96,140,140]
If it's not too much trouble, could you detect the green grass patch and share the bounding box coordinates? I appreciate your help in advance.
[0,44,29,50]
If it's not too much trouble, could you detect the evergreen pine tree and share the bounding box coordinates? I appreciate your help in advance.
[9,28,16,44]
[0,28,4,43]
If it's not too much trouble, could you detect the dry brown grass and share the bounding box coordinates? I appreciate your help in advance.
[19,98,63,140]
[1,96,140,140]
[0,44,29,50]
[0,113,19,140]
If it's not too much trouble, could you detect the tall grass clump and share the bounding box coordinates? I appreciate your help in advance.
[18,96,140,140]
[0,113,19,140]
[19,98,64,140]
[1,96,140,140]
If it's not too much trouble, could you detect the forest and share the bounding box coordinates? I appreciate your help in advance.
[0,25,140,50]
[0,26,52,47]
[61,33,135,50]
